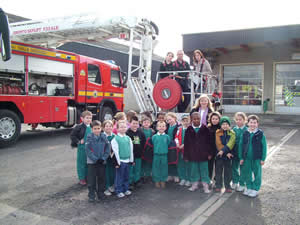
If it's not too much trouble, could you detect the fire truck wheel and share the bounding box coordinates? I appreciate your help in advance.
[153,78,182,110]
[0,110,21,148]
[100,106,114,122]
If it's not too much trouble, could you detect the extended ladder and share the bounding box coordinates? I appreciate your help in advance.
[10,14,159,114]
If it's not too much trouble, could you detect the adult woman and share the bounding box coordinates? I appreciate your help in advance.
[159,52,174,79]
[192,50,212,92]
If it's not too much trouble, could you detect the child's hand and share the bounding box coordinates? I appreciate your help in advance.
[217,151,224,157]
[115,165,120,168]
[208,155,212,160]
[176,144,180,148]
[240,160,244,165]
[261,161,265,166]
[80,139,84,144]
[132,162,136,166]
[227,153,233,159]
[180,144,184,149]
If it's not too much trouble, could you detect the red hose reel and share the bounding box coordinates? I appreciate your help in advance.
[153,78,182,110]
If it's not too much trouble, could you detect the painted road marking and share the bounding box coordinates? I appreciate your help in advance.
[178,128,298,225]
[266,129,298,161]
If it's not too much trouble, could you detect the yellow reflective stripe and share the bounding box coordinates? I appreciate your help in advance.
[78,91,104,97]
[11,43,76,61]
[104,92,124,98]
[78,91,123,98]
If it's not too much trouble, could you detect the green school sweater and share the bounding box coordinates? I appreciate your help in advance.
[142,128,153,140]
[167,124,176,139]
[152,133,171,154]
[106,133,115,142]
[114,135,131,160]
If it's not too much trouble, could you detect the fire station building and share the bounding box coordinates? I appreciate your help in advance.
[183,24,300,115]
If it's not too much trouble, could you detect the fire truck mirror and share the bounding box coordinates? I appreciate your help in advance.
[0,8,11,61]
[121,71,128,88]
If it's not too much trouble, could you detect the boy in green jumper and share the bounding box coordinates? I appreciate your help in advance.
[141,116,154,183]
[111,121,134,198]
[152,121,171,188]
[232,112,248,192]
[239,115,267,198]
[70,111,92,185]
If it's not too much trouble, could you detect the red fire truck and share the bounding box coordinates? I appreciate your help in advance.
[0,41,127,146]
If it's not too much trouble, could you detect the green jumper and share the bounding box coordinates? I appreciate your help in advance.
[105,134,115,189]
[77,126,92,180]
[239,131,267,191]
[232,126,248,186]
[167,124,178,177]
[152,133,171,182]
[142,128,153,177]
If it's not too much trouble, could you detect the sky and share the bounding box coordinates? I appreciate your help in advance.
[2,0,300,57]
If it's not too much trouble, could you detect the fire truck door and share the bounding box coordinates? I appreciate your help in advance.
[85,63,103,103]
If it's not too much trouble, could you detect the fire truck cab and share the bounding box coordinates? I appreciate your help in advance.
[0,41,126,146]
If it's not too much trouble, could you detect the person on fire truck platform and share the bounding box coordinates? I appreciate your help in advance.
[192,49,212,92]
[173,50,191,113]
[159,52,174,79]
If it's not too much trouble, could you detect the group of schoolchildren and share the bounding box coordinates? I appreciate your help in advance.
[70,94,267,203]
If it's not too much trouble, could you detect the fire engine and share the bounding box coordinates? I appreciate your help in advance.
[0,11,158,147]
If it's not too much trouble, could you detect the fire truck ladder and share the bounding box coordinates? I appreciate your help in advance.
[10,14,159,114]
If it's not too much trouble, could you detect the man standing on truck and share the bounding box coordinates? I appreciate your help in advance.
[173,50,191,112]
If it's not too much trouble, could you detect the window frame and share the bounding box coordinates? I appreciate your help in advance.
[220,62,264,113]
[87,64,101,85]
[273,61,300,114]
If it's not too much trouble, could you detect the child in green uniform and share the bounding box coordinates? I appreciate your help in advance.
[111,121,134,198]
[175,114,191,186]
[70,111,92,185]
[215,116,236,193]
[232,112,248,192]
[239,115,267,198]
[184,112,212,193]
[152,121,171,188]
[127,116,146,188]
[166,112,179,183]
[141,116,154,183]
[152,111,166,133]
[103,120,116,196]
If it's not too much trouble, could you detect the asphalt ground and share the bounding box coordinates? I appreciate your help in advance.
[0,124,299,225]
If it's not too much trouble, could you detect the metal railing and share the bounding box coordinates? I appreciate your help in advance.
[155,70,219,111]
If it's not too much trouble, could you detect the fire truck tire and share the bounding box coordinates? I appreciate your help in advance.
[100,106,114,122]
[0,110,21,148]
[153,78,182,110]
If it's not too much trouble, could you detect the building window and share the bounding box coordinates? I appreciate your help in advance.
[275,63,300,113]
[88,64,101,84]
[223,64,263,106]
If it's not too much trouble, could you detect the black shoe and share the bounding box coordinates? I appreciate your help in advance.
[135,181,142,188]
[129,184,135,191]
[141,177,146,184]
